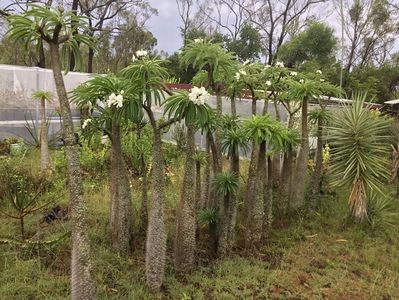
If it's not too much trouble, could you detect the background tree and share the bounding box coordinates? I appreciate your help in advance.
[7,4,97,298]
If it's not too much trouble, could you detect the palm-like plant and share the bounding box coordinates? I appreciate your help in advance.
[308,107,332,208]
[328,94,393,221]
[7,5,97,298]
[212,171,239,256]
[121,57,174,291]
[32,90,52,173]
[243,115,276,246]
[72,75,141,256]
[164,88,210,272]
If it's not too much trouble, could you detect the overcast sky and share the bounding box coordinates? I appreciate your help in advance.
[147,0,182,54]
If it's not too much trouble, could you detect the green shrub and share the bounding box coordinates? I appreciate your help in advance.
[367,191,398,231]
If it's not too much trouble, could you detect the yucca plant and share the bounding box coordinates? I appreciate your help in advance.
[164,88,210,273]
[7,5,97,298]
[328,93,393,222]
[366,191,398,230]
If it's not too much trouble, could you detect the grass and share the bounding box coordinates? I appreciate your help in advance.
[0,149,398,299]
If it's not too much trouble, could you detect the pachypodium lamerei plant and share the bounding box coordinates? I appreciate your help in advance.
[164,86,211,272]
[72,75,141,256]
[121,54,176,291]
[7,4,97,298]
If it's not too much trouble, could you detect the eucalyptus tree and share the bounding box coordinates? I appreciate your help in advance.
[32,90,52,173]
[164,86,211,272]
[328,94,393,221]
[72,75,141,255]
[121,55,175,291]
[7,4,97,298]
[212,171,239,256]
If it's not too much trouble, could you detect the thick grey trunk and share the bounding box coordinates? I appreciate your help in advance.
[201,136,211,209]
[245,141,265,247]
[49,43,97,300]
[230,96,237,116]
[245,141,258,219]
[309,116,324,208]
[139,155,148,235]
[279,150,294,212]
[110,121,133,255]
[145,128,167,291]
[291,99,309,209]
[263,156,273,230]
[40,98,50,172]
[174,124,196,272]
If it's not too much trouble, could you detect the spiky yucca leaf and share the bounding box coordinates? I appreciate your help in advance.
[212,171,239,197]
[328,93,394,221]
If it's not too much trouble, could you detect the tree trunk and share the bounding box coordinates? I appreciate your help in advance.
[195,160,202,212]
[145,128,167,291]
[110,121,133,255]
[279,150,293,212]
[214,91,223,164]
[49,43,96,300]
[245,141,259,220]
[271,154,281,188]
[218,192,231,256]
[309,116,324,209]
[291,99,309,209]
[174,124,196,272]
[202,136,211,209]
[263,156,273,230]
[228,151,240,251]
[245,141,265,248]
[88,46,94,73]
[230,96,237,116]
[40,98,50,172]
[139,155,148,235]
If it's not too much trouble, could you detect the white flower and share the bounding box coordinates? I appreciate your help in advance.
[275,61,284,68]
[243,60,250,65]
[188,86,210,106]
[136,50,148,58]
[239,70,247,76]
[82,118,91,129]
[299,79,304,83]
[320,78,325,82]
[107,93,123,108]
[265,80,272,86]
[101,135,108,145]
[132,54,136,62]
[234,72,241,81]
[290,71,298,76]
[264,64,271,69]
[120,90,125,95]
[114,94,124,108]
[316,70,322,74]
[194,38,203,43]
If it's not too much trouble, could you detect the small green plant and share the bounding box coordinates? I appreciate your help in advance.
[367,191,398,230]
[198,208,219,226]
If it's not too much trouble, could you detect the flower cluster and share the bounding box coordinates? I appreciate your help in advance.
[299,79,305,83]
[194,38,203,43]
[188,86,210,105]
[132,49,148,61]
[265,80,272,86]
[316,70,322,74]
[290,71,298,76]
[275,61,284,68]
[107,91,124,108]
[234,69,247,81]
[82,118,91,129]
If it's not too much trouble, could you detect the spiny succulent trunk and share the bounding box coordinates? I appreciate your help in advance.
[110,121,133,255]
[349,179,368,222]
[291,98,309,209]
[279,150,294,212]
[214,92,223,165]
[49,43,97,300]
[271,154,281,188]
[195,160,202,212]
[40,98,50,172]
[245,141,265,247]
[263,156,273,231]
[174,124,196,272]
[245,141,259,219]
[202,135,211,209]
[230,96,237,116]
[139,155,148,235]
[309,116,324,209]
[145,128,167,291]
